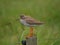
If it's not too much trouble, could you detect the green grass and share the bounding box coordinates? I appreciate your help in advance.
[0,0,60,45]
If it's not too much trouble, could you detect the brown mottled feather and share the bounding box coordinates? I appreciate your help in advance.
[23,16,43,25]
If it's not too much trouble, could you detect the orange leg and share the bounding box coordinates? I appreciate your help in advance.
[29,27,33,37]
[26,27,33,38]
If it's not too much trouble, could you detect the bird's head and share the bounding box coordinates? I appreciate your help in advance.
[20,14,25,19]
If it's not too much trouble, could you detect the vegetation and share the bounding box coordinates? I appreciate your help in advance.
[0,0,60,45]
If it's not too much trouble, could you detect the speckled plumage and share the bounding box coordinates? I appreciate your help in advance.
[20,15,44,26]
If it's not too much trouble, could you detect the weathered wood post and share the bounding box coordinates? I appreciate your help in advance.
[26,36,37,45]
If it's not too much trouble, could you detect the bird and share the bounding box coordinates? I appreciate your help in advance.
[20,14,44,38]
[20,14,44,27]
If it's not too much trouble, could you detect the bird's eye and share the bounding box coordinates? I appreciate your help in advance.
[21,16,25,19]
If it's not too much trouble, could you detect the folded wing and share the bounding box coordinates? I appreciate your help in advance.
[24,16,44,25]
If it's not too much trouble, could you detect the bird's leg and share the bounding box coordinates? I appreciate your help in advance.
[29,26,33,37]
[26,26,33,39]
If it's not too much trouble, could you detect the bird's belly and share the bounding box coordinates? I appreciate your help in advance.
[20,19,29,26]
[20,19,36,26]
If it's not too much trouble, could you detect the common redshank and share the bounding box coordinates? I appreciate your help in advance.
[20,14,44,38]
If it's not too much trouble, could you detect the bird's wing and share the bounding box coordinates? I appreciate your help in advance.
[24,16,44,25]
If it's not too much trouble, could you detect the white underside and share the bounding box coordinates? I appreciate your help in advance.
[20,19,29,26]
[20,19,36,26]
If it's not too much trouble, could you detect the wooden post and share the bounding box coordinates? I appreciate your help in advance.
[26,36,37,45]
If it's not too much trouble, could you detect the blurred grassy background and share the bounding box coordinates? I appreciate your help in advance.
[0,0,60,45]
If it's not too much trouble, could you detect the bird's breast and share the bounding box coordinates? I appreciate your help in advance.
[20,19,36,26]
[20,19,29,26]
